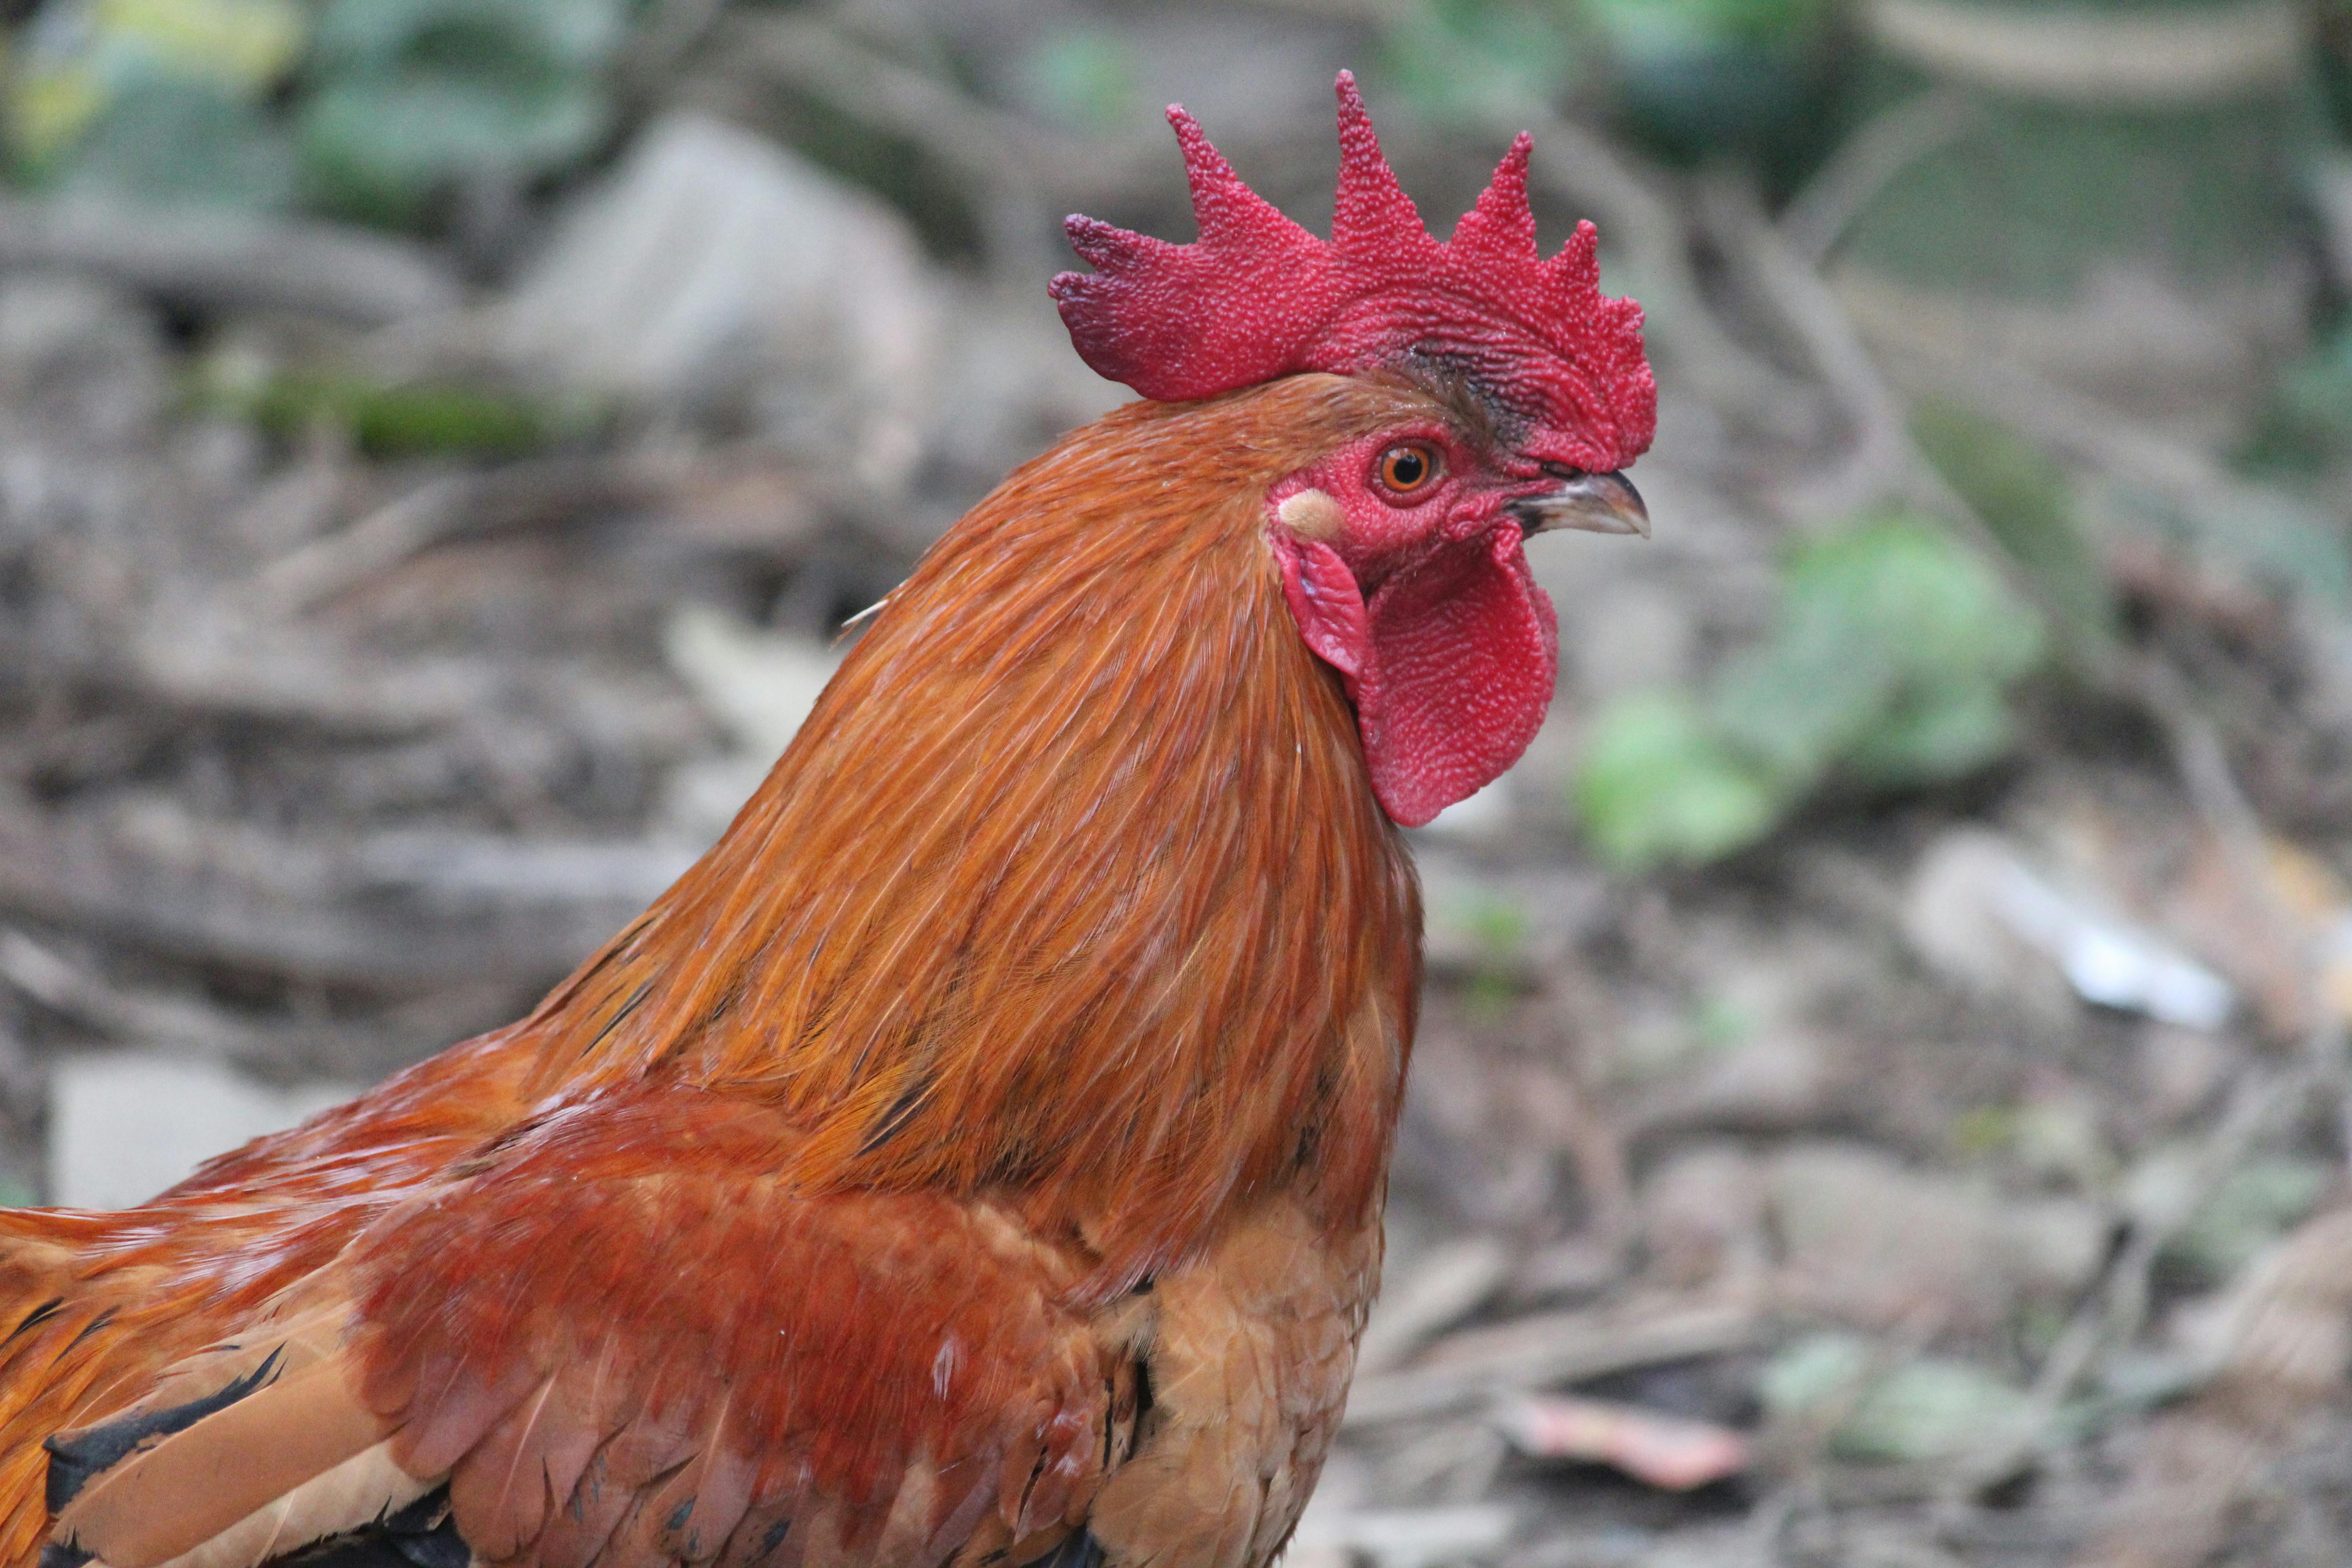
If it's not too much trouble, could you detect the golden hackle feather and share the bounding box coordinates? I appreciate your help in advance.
[506,373,1428,1289]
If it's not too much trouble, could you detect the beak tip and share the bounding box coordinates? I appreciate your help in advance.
[1518,468,1649,540]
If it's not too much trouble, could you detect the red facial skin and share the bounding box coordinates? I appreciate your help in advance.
[1052,71,1655,828]
[1267,424,1561,828]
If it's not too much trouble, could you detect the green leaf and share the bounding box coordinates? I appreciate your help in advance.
[298,0,625,225]
[1911,401,2116,657]
[1844,683,2019,786]
[296,77,607,225]
[56,71,296,211]
[93,0,306,91]
[201,367,590,458]
[312,0,626,76]
[1376,0,1584,124]
[1710,512,2042,784]
[1783,512,2045,683]
[1020,28,1144,132]
[1584,0,1828,51]
[1759,1334,2035,1463]
[8,0,303,202]
[1705,596,1892,784]
[2244,324,2352,472]
[1573,691,1787,869]
[2166,1157,2332,1284]
[1574,511,2042,869]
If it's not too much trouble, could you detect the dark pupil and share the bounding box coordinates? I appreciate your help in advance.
[1390,450,1425,485]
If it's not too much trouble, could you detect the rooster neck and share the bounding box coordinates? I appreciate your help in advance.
[522,378,1434,1284]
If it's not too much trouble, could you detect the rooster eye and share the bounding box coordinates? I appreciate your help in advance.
[1373,443,1441,500]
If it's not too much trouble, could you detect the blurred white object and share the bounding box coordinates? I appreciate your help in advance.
[1986,853,2233,1029]
[1420,779,1512,839]
[658,603,842,846]
[499,113,939,489]
[1289,1499,1514,1568]
[49,1055,357,1209]
[1905,830,2234,1030]
[663,602,840,759]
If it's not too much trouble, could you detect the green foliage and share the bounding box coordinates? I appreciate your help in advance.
[1574,511,2046,870]
[1376,0,1584,124]
[1759,1334,2035,1462]
[1575,692,1781,869]
[56,71,296,210]
[1581,0,1829,165]
[298,0,625,226]
[11,0,304,208]
[1583,0,1826,52]
[2165,1157,2331,1284]
[1911,400,2116,657]
[2242,324,2352,477]
[1019,26,1144,133]
[7,0,628,229]
[194,359,591,458]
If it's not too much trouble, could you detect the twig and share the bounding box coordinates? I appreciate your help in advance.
[1777,90,1977,268]
[251,474,471,614]
[0,797,696,986]
[1872,338,2233,502]
[0,197,461,324]
[1342,1297,1761,1427]
[1356,1236,1514,1376]
[714,12,1109,293]
[1694,172,1917,516]
[248,454,799,616]
[1941,1062,2307,1506]
[2132,657,2352,1117]
[0,927,491,1079]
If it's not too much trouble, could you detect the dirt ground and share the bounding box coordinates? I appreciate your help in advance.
[4,3,2352,1566]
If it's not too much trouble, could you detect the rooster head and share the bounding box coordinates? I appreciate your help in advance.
[1050,73,1655,827]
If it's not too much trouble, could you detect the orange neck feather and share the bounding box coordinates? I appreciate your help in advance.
[517,376,1428,1289]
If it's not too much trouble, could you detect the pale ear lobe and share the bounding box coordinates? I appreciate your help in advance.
[1275,489,1345,542]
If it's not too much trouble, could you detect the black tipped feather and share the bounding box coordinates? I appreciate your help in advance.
[1037,1531,1107,1568]
[6,1298,64,1346]
[43,1350,284,1512]
[277,1487,469,1568]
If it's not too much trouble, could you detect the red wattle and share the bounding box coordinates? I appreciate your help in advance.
[1275,528,1558,827]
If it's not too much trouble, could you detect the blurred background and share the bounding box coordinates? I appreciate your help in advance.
[0,0,2351,1561]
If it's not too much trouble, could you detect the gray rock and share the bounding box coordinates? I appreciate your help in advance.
[49,1054,359,1208]
[497,114,941,489]
[1769,1141,2106,1332]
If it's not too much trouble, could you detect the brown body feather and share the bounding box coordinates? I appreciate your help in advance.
[0,374,1432,1568]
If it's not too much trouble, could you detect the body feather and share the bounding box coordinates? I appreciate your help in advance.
[0,374,1434,1568]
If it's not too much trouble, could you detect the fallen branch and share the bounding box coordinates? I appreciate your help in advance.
[1777,90,1977,268]
[1342,1297,1762,1428]
[0,197,461,324]
[0,795,694,987]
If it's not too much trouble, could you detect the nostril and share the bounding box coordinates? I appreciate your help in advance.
[1537,461,1588,483]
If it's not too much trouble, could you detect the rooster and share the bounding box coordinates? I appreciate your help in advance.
[0,73,1651,1568]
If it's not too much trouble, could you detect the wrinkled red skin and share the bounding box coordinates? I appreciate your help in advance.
[1051,73,1656,479]
[1268,425,1560,827]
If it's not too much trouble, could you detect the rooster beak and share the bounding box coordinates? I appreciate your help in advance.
[1509,470,1649,539]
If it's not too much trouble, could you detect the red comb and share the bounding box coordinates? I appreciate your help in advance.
[1050,72,1655,473]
